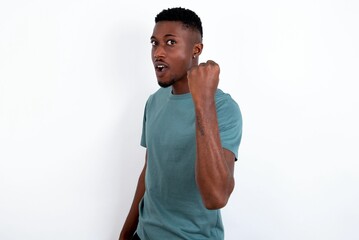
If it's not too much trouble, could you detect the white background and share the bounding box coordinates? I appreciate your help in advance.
[1,0,358,239]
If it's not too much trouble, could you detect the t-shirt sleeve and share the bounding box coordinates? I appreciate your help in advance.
[217,97,243,160]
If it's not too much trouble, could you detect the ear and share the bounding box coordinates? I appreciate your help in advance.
[192,43,203,58]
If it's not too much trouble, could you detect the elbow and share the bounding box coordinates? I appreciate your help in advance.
[202,181,235,210]
[203,197,229,210]
[202,191,231,210]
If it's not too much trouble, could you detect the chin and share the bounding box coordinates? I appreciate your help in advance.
[158,79,175,88]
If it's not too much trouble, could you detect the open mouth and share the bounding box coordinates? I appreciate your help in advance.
[156,64,167,72]
[156,65,165,71]
[155,62,168,72]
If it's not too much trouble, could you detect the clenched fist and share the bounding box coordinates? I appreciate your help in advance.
[187,60,220,104]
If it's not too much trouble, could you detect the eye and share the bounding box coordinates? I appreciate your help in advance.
[166,39,176,46]
[150,40,158,46]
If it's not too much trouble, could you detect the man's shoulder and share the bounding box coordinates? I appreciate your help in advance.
[145,87,170,108]
[215,89,239,106]
[148,87,170,99]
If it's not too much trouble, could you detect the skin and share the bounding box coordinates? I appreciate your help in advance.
[119,21,235,240]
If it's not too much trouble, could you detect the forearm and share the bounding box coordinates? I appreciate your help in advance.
[194,99,234,209]
[119,162,146,240]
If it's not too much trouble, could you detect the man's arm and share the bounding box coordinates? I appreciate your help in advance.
[188,60,235,210]
[119,151,147,240]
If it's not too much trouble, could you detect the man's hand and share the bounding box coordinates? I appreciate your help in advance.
[187,60,220,104]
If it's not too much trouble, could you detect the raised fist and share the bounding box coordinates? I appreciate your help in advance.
[187,60,220,104]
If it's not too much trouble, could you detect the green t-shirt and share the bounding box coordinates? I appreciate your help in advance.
[136,87,242,240]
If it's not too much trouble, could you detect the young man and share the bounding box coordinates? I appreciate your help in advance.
[119,7,242,240]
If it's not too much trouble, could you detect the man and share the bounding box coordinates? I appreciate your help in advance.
[119,7,242,240]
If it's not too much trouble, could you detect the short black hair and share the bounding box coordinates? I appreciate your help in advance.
[155,7,203,39]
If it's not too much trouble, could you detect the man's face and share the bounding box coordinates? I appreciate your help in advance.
[150,21,196,88]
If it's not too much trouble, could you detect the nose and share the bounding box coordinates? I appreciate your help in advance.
[153,45,165,60]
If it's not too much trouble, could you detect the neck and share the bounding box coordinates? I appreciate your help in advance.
[171,79,190,95]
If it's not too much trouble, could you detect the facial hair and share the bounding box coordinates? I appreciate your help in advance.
[158,78,176,88]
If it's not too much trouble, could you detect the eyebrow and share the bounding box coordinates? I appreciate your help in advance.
[150,33,177,40]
